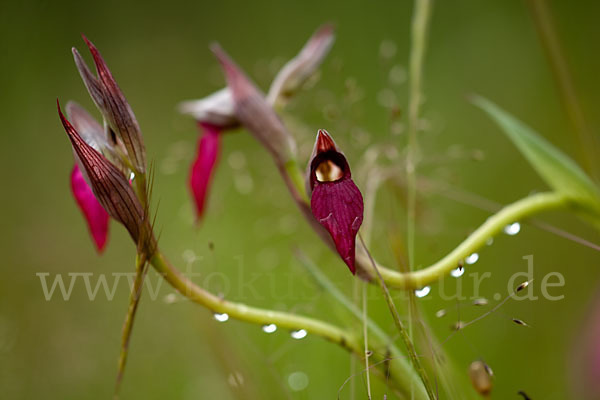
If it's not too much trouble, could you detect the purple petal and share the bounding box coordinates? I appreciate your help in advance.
[70,164,109,252]
[311,178,363,274]
[189,123,221,221]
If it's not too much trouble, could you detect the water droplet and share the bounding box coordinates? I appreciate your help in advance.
[450,266,465,278]
[129,171,135,181]
[486,237,494,246]
[288,371,309,391]
[290,329,307,340]
[435,309,446,318]
[415,286,431,298]
[213,313,229,322]
[262,324,277,333]
[504,222,521,236]
[465,253,479,265]
[163,293,178,304]
[473,298,488,306]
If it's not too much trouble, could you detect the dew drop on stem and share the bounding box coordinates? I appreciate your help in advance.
[262,324,277,333]
[290,329,307,339]
[465,253,479,265]
[213,313,229,322]
[504,222,521,236]
[415,286,431,298]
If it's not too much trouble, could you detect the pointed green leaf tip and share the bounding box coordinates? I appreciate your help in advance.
[471,95,600,218]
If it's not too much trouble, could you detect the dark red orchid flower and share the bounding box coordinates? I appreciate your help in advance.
[308,130,364,274]
[189,123,222,221]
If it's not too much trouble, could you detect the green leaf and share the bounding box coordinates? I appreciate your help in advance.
[471,95,600,215]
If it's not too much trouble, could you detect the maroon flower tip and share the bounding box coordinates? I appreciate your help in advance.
[309,130,363,274]
[71,165,109,252]
[81,35,107,75]
[189,123,221,222]
[315,129,337,153]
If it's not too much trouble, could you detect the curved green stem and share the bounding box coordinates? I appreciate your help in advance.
[362,191,569,289]
[283,148,570,290]
[150,251,361,352]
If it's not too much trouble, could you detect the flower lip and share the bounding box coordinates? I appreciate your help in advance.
[310,151,350,186]
[309,130,351,190]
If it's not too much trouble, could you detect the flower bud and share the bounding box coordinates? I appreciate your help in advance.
[212,44,296,166]
[72,35,146,174]
[267,24,335,105]
[308,130,363,274]
[58,100,147,245]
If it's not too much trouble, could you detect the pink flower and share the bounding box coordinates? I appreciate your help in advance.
[70,164,110,252]
[308,130,364,274]
[189,123,221,221]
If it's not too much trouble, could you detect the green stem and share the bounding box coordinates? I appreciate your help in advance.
[360,236,436,400]
[284,159,309,203]
[149,251,361,354]
[407,0,433,272]
[362,191,569,289]
[298,252,427,399]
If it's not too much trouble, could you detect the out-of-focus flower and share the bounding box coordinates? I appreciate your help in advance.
[308,130,363,274]
[212,44,297,167]
[571,290,600,399]
[58,100,148,246]
[189,123,221,220]
[178,88,238,129]
[72,35,147,175]
[178,25,334,220]
[267,24,335,105]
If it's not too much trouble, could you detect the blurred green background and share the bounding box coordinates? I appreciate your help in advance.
[1,0,600,398]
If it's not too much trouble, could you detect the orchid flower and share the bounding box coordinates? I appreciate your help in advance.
[59,101,152,250]
[178,25,335,221]
[307,130,364,274]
